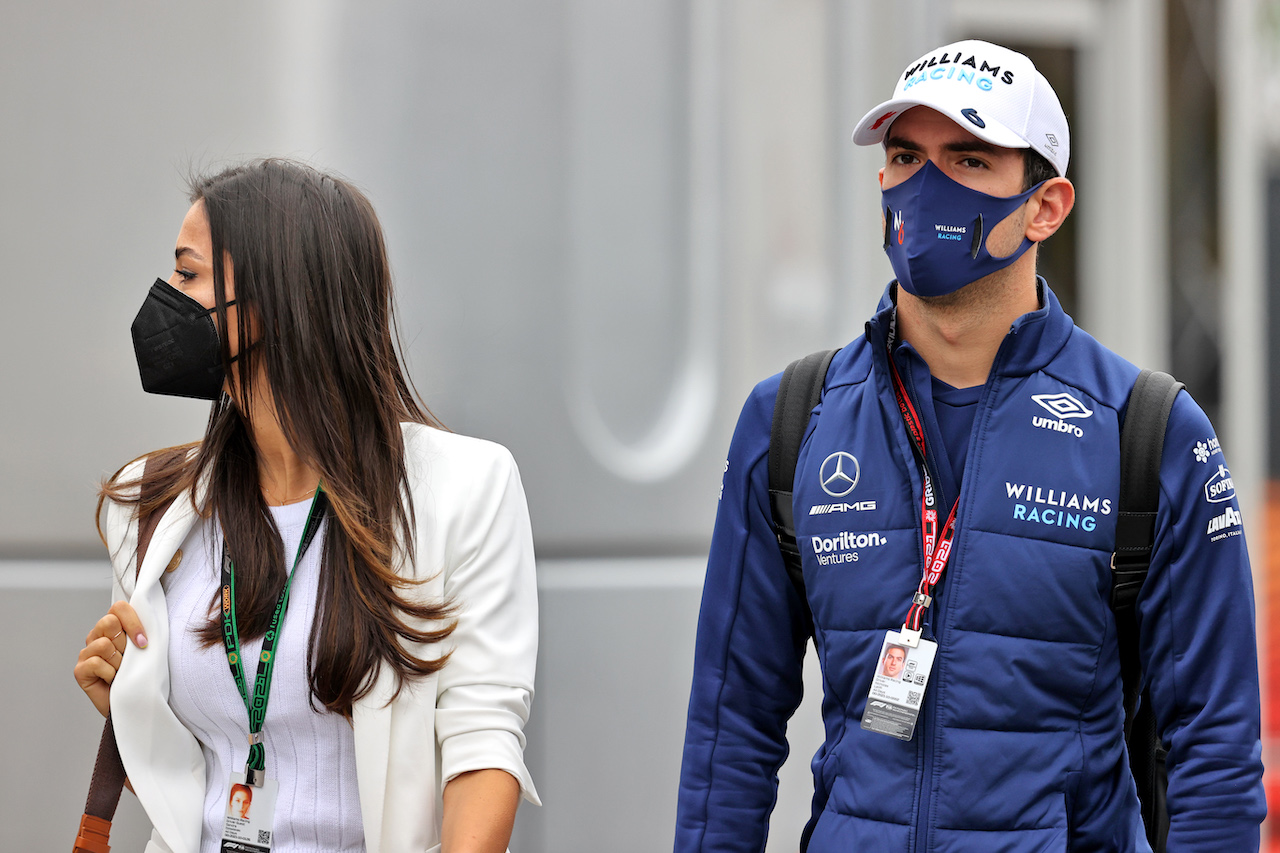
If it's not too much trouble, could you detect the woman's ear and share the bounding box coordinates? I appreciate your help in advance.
[1025,177,1075,242]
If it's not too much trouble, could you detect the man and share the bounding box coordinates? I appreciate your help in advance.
[880,644,907,680]
[675,40,1264,852]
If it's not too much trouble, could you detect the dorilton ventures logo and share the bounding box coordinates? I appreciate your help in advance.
[810,530,888,566]
[820,452,860,497]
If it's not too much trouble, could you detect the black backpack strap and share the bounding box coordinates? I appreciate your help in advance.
[767,349,837,631]
[1112,368,1183,853]
[1112,369,1184,609]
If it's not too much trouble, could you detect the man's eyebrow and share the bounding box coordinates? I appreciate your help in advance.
[943,139,1002,157]
[884,135,1006,158]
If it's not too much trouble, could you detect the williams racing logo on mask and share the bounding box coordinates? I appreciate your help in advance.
[1030,392,1093,438]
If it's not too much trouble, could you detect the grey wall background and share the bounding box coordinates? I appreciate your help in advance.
[2,1,1272,851]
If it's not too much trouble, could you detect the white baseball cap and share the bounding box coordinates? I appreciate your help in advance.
[851,40,1070,177]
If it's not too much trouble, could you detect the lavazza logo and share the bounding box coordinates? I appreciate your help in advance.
[1030,392,1093,438]
[1207,506,1243,540]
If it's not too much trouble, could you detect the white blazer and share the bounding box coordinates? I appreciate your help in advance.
[104,424,540,853]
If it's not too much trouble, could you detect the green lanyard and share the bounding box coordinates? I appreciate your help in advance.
[219,484,328,786]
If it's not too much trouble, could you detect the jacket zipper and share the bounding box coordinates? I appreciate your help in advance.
[899,335,1013,853]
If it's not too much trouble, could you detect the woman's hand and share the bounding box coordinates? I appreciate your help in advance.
[73,601,148,718]
[441,769,520,853]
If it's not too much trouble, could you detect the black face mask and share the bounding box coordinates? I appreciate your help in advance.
[131,278,234,400]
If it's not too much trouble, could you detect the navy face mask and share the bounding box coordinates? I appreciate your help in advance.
[882,160,1045,298]
[130,278,234,400]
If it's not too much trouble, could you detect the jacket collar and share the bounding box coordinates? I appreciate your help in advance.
[864,277,1072,379]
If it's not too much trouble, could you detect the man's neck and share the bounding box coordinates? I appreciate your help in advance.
[894,256,1041,388]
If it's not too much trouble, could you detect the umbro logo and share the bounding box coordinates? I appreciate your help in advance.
[1030,392,1092,439]
[1031,392,1093,419]
[819,452,860,497]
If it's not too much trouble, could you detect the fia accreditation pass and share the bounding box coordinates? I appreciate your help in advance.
[861,630,938,741]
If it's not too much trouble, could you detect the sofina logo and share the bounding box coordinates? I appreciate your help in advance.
[1204,464,1236,504]
[1030,392,1093,439]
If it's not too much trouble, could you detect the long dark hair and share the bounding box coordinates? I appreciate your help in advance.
[100,159,454,716]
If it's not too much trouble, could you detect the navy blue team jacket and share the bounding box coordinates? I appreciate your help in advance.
[676,284,1265,852]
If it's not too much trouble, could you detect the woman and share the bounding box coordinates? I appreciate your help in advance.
[73,160,539,853]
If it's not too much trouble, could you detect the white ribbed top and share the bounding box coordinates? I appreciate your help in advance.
[162,499,365,852]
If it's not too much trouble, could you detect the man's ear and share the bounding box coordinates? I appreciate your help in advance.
[1025,177,1075,242]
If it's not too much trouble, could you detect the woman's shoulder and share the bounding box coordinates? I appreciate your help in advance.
[100,444,200,547]
[400,422,519,481]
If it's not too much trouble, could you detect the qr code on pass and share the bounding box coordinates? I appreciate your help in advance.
[907,690,920,704]
[258,830,272,844]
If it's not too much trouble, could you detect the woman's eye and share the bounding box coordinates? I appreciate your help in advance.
[174,269,196,282]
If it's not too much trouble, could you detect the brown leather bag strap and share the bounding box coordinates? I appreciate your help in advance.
[135,454,174,581]
[78,714,127,828]
[75,453,179,852]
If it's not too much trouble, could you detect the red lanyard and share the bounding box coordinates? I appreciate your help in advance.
[885,340,960,634]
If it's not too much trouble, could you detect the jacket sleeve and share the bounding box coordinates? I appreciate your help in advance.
[1137,391,1266,851]
[434,443,541,805]
[675,379,813,853]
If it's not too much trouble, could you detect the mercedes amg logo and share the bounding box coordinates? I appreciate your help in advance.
[819,451,860,497]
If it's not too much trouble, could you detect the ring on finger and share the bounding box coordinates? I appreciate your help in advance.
[111,630,124,640]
